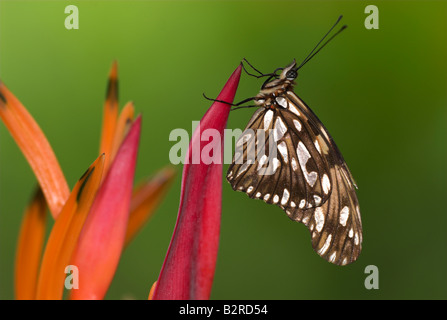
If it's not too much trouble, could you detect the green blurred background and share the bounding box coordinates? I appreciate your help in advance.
[1,0,446,300]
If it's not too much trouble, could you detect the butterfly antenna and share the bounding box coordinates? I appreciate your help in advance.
[297,15,346,70]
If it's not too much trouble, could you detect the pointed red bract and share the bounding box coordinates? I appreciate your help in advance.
[69,116,142,300]
[152,65,242,300]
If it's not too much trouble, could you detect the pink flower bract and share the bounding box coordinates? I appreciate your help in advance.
[70,116,142,300]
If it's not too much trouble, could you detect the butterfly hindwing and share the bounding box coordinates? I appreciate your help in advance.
[287,162,362,265]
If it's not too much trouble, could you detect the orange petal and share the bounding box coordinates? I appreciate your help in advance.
[35,154,105,300]
[125,166,176,246]
[14,187,47,300]
[110,101,134,162]
[0,81,70,218]
[99,61,119,173]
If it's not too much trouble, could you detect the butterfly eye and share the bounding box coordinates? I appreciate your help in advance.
[286,69,298,80]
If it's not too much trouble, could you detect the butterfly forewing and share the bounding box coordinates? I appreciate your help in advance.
[286,91,358,187]
[228,105,332,209]
[227,72,362,265]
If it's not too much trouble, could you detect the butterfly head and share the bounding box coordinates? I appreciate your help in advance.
[279,59,298,81]
[259,60,298,93]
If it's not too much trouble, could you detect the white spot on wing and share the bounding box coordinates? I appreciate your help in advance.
[291,157,298,171]
[272,157,280,174]
[276,96,288,108]
[274,117,287,141]
[293,119,302,132]
[264,110,274,129]
[273,195,279,203]
[289,104,301,116]
[281,189,290,205]
[277,141,288,163]
[314,207,324,232]
[263,193,270,201]
[302,215,309,224]
[322,174,331,195]
[257,154,268,171]
[247,186,254,194]
[318,234,332,255]
[314,140,321,154]
[297,141,318,187]
[339,206,350,226]
[329,252,337,263]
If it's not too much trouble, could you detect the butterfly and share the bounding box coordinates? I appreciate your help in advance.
[225,17,362,266]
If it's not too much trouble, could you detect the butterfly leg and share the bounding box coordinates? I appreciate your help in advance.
[242,58,282,79]
[202,93,259,110]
